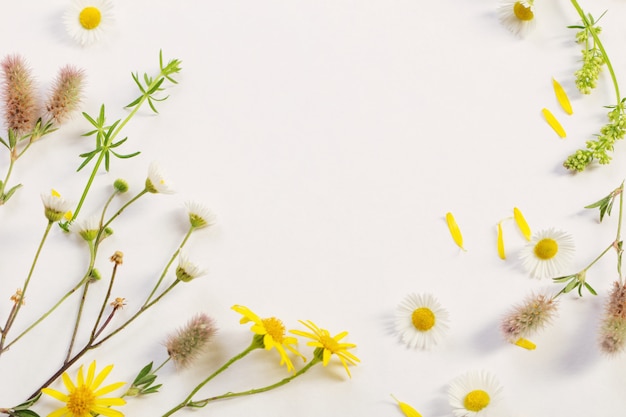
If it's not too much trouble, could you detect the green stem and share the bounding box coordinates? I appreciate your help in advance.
[161,343,260,417]
[190,357,320,408]
[0,153,16,203]
[570,0,621,101]
[65,281,91,363]
[69,69,171,223]
[101,189,148,232]
[91,263,119,341]
[144,226,193,305]
[0,221,53,352]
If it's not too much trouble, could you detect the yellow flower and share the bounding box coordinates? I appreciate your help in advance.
[291,320,360,377]
[41,361,125,417]
[232,305,304,372]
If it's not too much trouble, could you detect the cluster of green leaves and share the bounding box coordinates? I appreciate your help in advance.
[126,362,163,397]
[60,51,182,230]
[3,393,41,417]
[553,271,598,297]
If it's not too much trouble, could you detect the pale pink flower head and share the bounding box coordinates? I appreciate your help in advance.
[599,281,626,355]
[165,313,217,368]
[45,65,85,124]
[1,55,39,134]
[501,292,559,343]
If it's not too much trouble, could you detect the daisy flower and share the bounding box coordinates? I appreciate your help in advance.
[41,189,73,222]
[448,370,503,417]
[145,161,175,194]
[72,215,101,242]
[41,361,126,417]
[520,228,575,279]
[185,201,216,230]
[497,0,536,37]
[233,305,305,372]
[291,320,360,377]
[64,0,114,46]
[175,251,207,282]
[395,293,450,350]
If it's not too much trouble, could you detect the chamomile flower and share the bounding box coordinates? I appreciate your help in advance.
[145,162,175,194]
[520,228,575,279]
[448,370,503,417]
[41,361,126,417]
[175,252,207,282]
[233,305,305,372]
[497,0,536,37]
[41,189,72,222]
[395,293,450,350]
[185,201,216,230]
[64,0,114,46]
[73,215,100,241]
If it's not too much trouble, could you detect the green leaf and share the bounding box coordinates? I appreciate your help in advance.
[584,282,598,295]
[110,137,129,148]
[13,410,41,417]
[0,136,10,149]
[104,150,111,171]
[77,152,97,171]
[3,184,23,203]
[133,362,154,385]
[13,393,41,410]
[553,274,576,283]
[147,97,159,114]
[142,384,162,394]
[125,96,143,108]
[111,150,140,159]
[82,111,99,128]
[146,78,165,95]
[564,280,579,294]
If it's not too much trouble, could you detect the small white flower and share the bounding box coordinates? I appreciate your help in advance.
[145,162,175,194]
[72,215,100,241]
[41,190,72,222]
[176,252,207,282]
[395,293,450,350]
[497,0,536,37]
[520,228,575,279]
[448,370,503,417]
[64,0,114,46]
[185,201,216,229]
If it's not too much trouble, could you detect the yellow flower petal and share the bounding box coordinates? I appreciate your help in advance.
[552,77,573,115]
[391,394,422,417]
[542,108,566,138]
[497,222,506,260]
[514,338,537,350]
[445,212,465,250]
[513,207,531,240]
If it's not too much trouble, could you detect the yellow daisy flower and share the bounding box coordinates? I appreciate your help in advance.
[41,361,125,417]
[291,320,360,377]
[232,305,304,372]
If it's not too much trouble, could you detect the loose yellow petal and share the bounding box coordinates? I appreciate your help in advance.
[514,338,536,350]
[552,77,573,115]
[513,207,531,240]
[542,108,566,138]
[497,222,506,260]
[445,212,465,250]
[391,395,422,417]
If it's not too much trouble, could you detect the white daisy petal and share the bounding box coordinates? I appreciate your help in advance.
[519,228,575,279]
[448,370,503,417]
[497,0,536,37]
[64,0,114,46]
[395,293,450,350]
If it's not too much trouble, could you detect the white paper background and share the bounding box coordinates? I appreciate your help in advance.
[2,1,626,416]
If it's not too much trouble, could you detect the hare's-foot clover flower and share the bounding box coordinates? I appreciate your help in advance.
[41,190,73,222]
[45,66,85,125]
[233,305,304,372]
[501,293,558,344]
[175,252,207,282]
[41,361,126,417]
[291,320,359,377]
[599,281,626,355]
[1,55,38,134]
[145,162,175,194]
[395,293,450,350]
[166,313,218,368]
[497,0,535,37]
[65,0,114,46]
[185,201,216,230]
[520,228,574,279]
[448,370,503,417]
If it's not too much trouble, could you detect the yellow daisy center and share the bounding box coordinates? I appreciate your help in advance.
[534,238,558,260]
[262,317,286,343]
[513,2,534,21]
[67,385,96,415]
[464,389,490,412]
[79,7,102,30]
[411,307,435,331]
